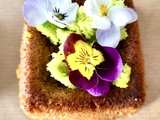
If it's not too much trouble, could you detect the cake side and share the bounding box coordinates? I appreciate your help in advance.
[17,0,145,120]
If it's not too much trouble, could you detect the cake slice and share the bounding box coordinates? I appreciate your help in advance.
[17,0,145,120]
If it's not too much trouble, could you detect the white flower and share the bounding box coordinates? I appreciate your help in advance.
[84,0,137,30]
[84,0,138,48]
[23,0,79,28]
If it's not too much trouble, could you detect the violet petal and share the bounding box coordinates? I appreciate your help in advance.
[126,8,138,24]
[96,24,120,48]
[22,0,49,27]
[92,42,115,69]
[93,43,123,81]
[108,6,132,27]
[97,47,123,81]
[87,79,110,97]
[69,70,99,90]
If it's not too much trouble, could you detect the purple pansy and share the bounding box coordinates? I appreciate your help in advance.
[22,0,79,28]
[64,33,123,96]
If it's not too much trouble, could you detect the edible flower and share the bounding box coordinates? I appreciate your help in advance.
[22,0,79,28]
[84,0,138,47]
[64,33,123,96]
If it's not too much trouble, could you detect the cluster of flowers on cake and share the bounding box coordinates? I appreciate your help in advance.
[63,33,123,96]
[22,0,137,96]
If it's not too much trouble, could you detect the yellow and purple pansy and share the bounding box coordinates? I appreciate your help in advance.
[64,33,123,96]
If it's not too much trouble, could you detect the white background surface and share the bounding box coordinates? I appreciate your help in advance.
[0,0,160,120]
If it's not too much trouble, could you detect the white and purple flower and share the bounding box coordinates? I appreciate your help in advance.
[84,0,138,48]
[22,0,79,28]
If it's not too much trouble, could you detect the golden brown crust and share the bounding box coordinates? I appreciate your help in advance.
[17,0,145,119]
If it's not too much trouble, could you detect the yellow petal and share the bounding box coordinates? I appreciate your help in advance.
[67,40,104,80]
[75,40,92,56]
[91,48,105,66]
[67,53,82,71]
[79,64,95,80]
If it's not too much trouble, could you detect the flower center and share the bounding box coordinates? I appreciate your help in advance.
[55,14,63,20]
[52,7,68,20]
[77,48,95,66]
[99,4,108,16]
[85,57,91,64]
[67,40,104,80]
